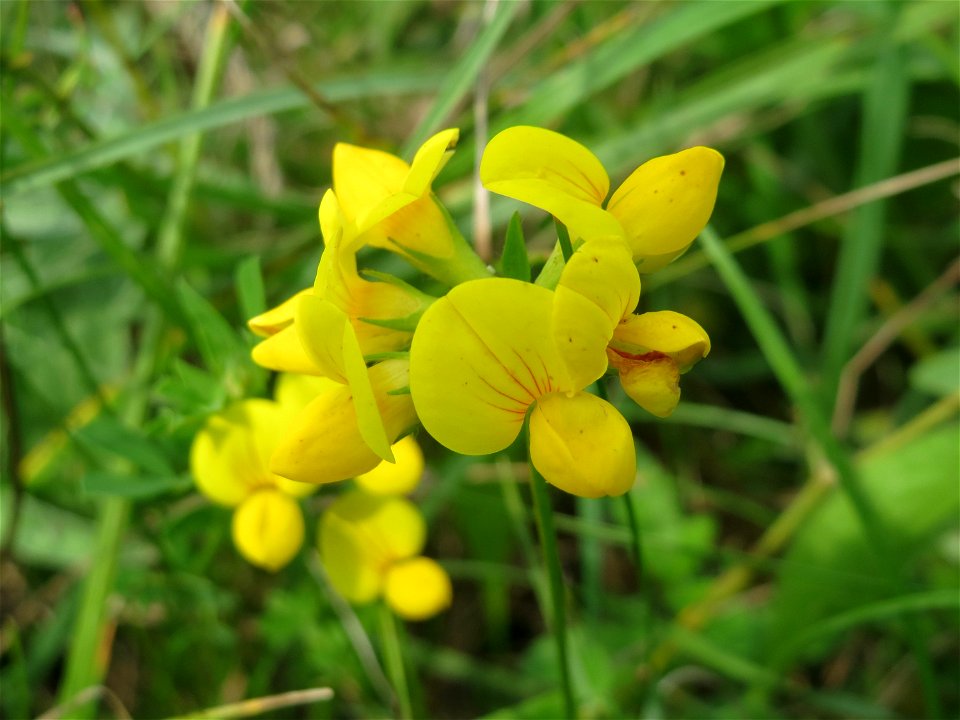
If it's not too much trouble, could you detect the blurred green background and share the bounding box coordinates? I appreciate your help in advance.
[1,1,958,718]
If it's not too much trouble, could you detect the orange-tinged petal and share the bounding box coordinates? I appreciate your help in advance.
[410,278,565,456]
[320,490,426,603]
[610,311,710,372]
[251,325,321,375]
[614,354,681,418]
[607,147,724,271]
[404,128,459,196]
[247,289,311,337]
[529,391,636,498]
[296,294,393,462]
[481,126,621,242]
[190,399,284,506]
[270,360,417,485]
[232,489,304,571]
[384,557,452,621]
[355,435,424,496]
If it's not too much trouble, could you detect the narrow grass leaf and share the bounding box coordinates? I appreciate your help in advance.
[235,255,266,323]
[499,212,531,282]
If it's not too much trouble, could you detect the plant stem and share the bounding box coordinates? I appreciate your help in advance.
[378,603,413,720]
[527,434,576,718]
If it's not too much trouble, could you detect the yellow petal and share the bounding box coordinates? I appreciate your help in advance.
[410,278,565,456]
[270,360,417,484]
[320,490,426,603]
[373,194,458,259]
[552,236,641,389]
[384,557,452,621]
[296,294,393,462]
[610,311,711,372]
[247,289,311,337]
[190,400,284,506]
[232,489,304,571]
[333,142,408,226]
[251,325,321,375]
[355,435,425,496]
[607,147,724,271]
[614,354,681,418]
[404,128,459,196]
[480,126,622,242]
[529,391,636,498]
[274,373,341,415]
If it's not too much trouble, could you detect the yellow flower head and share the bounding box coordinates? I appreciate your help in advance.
[319,489,451,621]
[355,435,425,496]
[409,278,636,498]
[480,126,724,272]
[189,387,322,571]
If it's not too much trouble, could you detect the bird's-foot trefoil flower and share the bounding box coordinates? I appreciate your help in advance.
[333,128,490,286]
[189,374,329,571]
[320,489,452,621]
[480,125,724,272]
[409,277,636,498]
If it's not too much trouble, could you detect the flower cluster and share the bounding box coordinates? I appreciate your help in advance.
[190,124,721,583]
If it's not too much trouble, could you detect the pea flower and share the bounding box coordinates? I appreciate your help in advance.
[409,277,636,498]
[332,128,490,286]
[320,489,452,621]
[189,374,329,571]
[480,125,724,272]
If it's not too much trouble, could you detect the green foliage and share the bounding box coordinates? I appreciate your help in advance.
[1,1,958,718]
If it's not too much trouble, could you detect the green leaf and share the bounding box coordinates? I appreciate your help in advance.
[82,472,192,499]
[176,279,245,377]
[498,212,531,282]
[73,416,173,475]
[910,347,960,396]
[234,255,266,324]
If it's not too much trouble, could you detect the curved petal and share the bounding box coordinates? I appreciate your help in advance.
[232,489,304,571]
[333,142,408,226]
[481,126,621,242]
[355,435,424,496]
[190,399,284,506]
[552,236,641,389]
[610,311,711,372]
[607,147,724,271]
[529,391,636,498]
[613,354,681,418]
[274,373,341,415]
[320,490,426,603]
[296,294,393,461]
[247,289,311,337]
[410,278,565,456]
[251,325,321,375]
[384,557,452,621]
[404,128,459,196]
[270,360,417,485]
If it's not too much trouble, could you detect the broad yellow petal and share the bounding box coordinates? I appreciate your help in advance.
[271,360,417,485]
[610,311,711,372]
[384,557,452,621]
[232,489,304,571]
[274,373,341,415]
[248,289,311,337]
[410,278,565,455]
[251,325,321,375]
[607,147,724,271]
[296,294,393,462]
[613,354,681,418]
[333,142,408,226]
[404,128,458,196]
[481,126,622,242]
[320,490,426,603]
[529,391,636,498]
[355,435,425,496]
[552,236,640,389]
[190,400,284,506]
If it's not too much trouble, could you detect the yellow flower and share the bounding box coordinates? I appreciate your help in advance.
[355,435,425,496]
[332,129,489,285]
[480,126,724,272]
[409,278,636,498]
[189,388,321,571]
[319,489,452,621]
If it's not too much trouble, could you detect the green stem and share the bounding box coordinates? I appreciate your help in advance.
[378,603,413,720]
[527,431,576,718]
